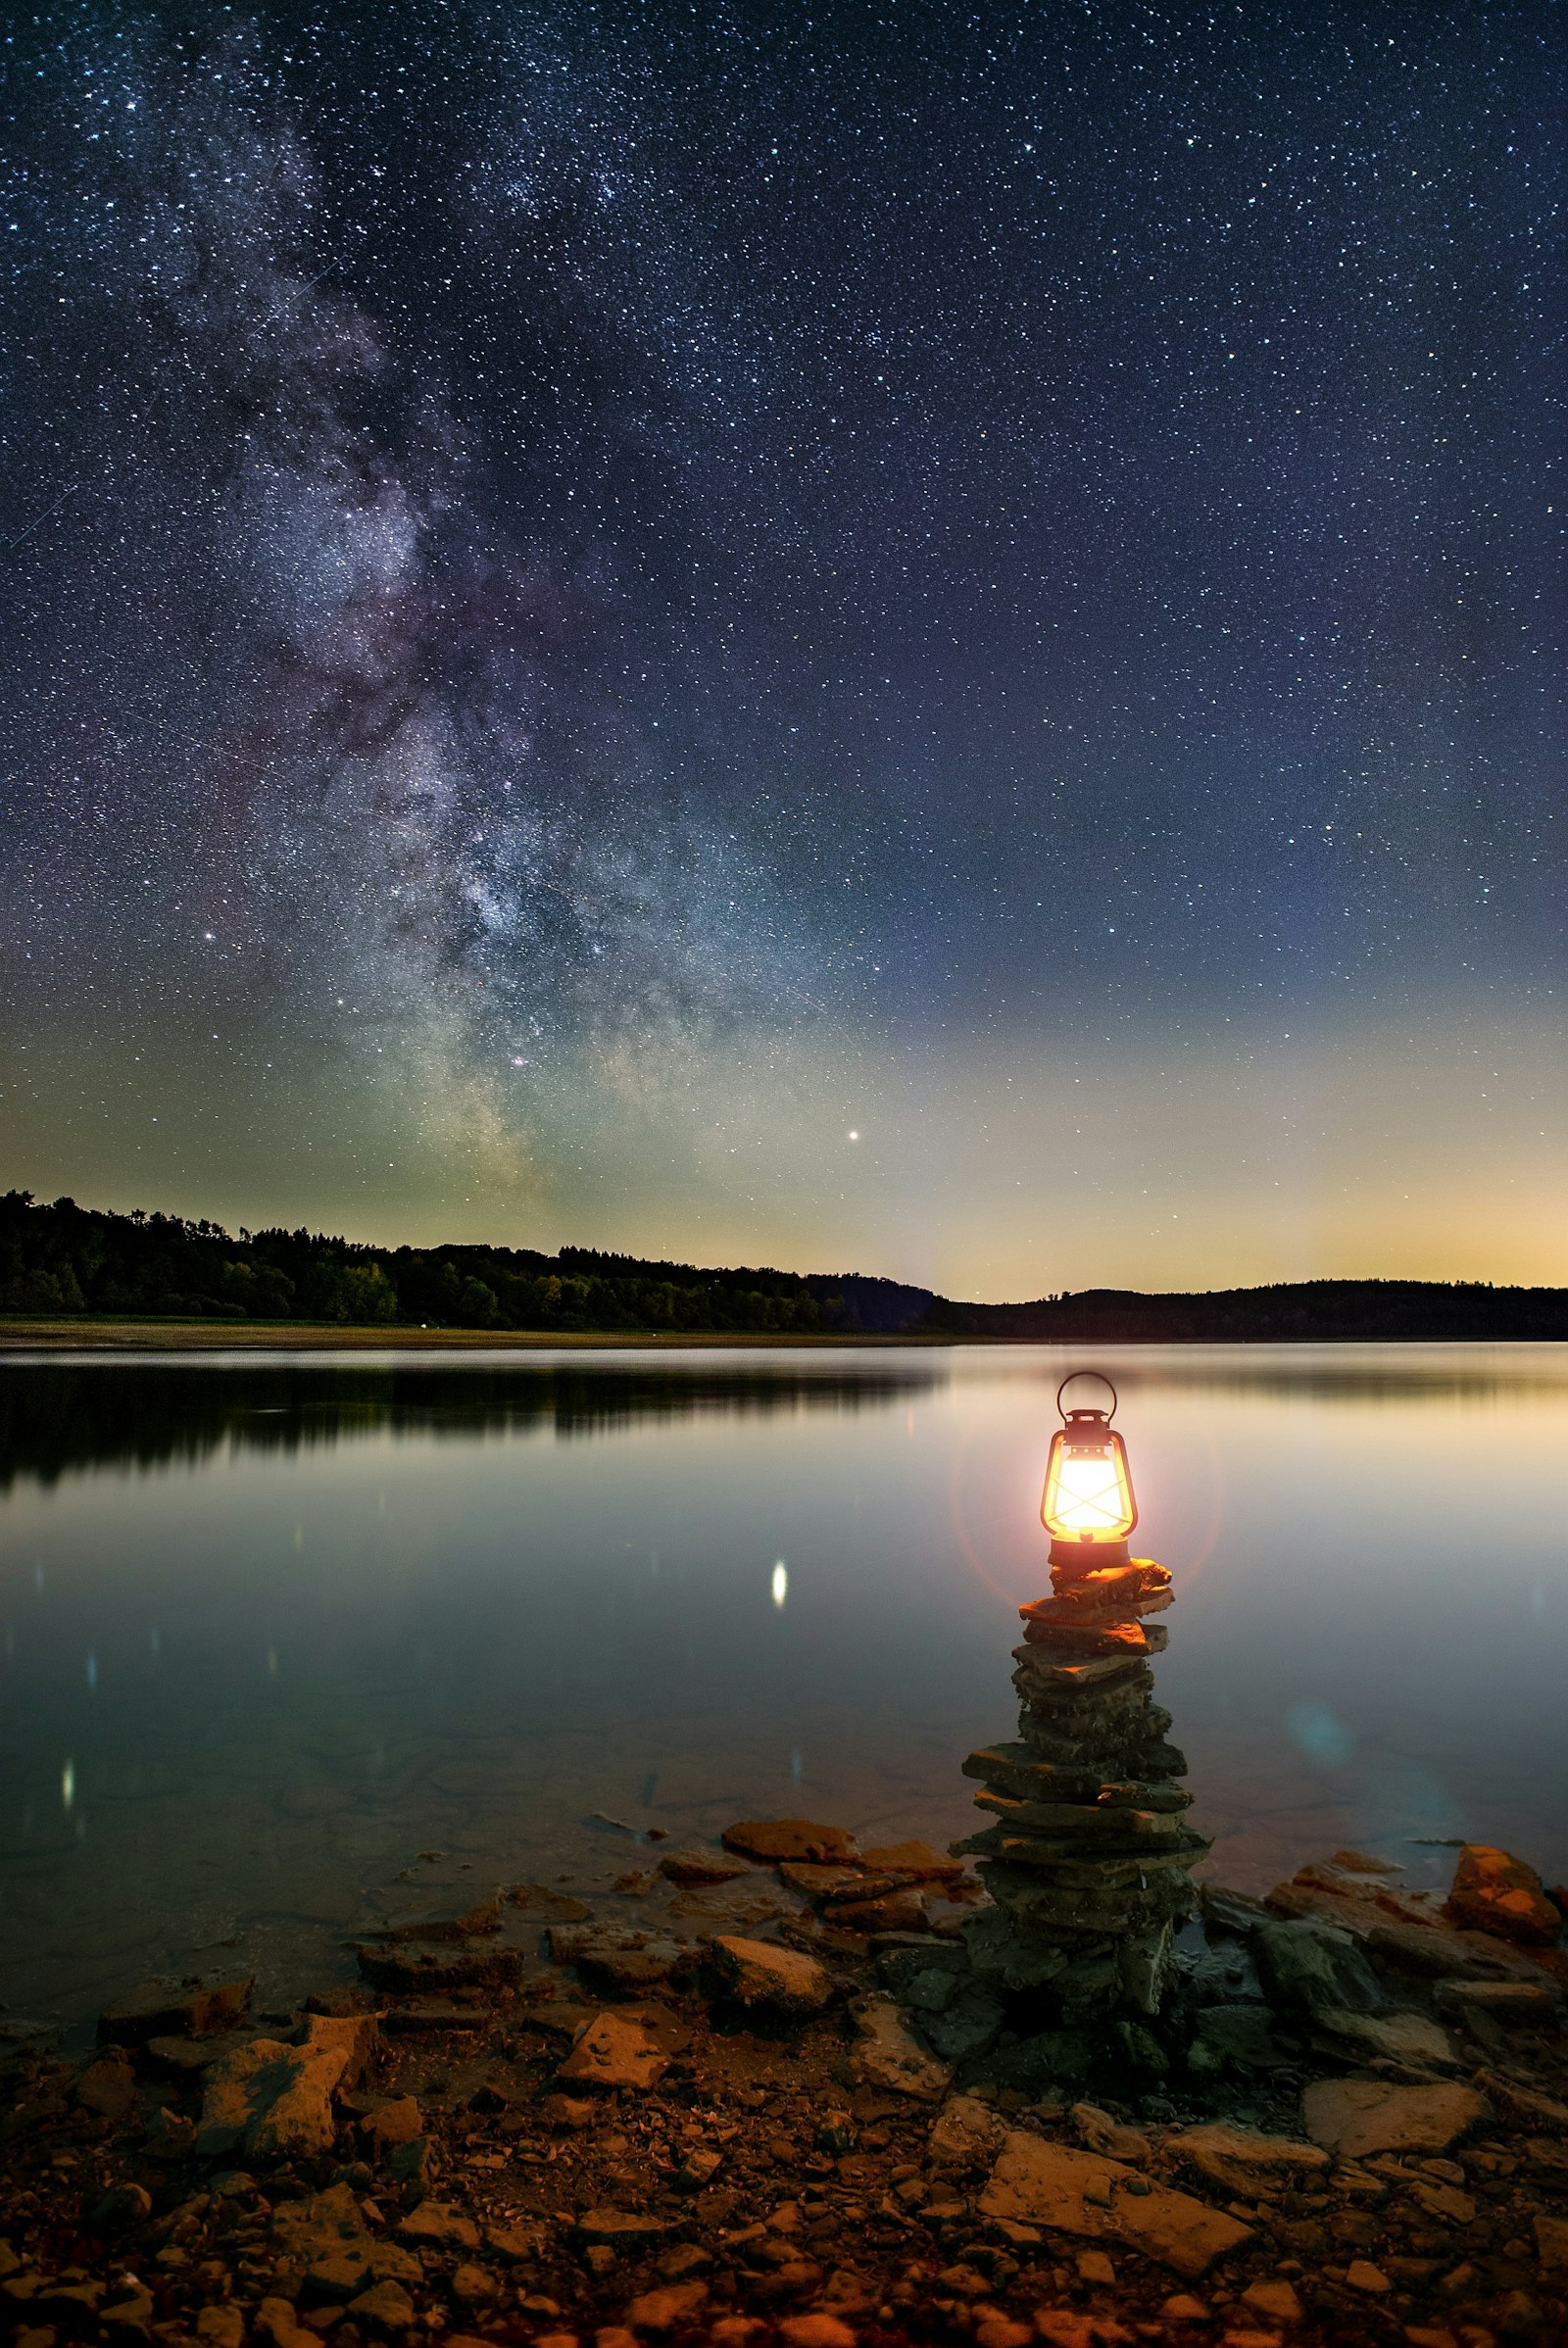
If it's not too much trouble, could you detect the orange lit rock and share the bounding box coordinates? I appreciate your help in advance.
[1445,1845,1562,1946]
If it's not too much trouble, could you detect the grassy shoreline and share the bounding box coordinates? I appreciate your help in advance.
[0,1316,944,1351]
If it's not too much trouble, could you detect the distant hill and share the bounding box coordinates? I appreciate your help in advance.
[0,1189,1562,1341]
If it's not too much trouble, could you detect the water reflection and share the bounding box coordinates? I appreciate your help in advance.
[0,1356,942,1490]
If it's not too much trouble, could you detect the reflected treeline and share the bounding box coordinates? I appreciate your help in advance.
[1062,1351,1568,1410]
[0,1360,944,1490]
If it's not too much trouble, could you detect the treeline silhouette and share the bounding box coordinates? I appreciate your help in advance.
[2,1190,1562,1342]
[0,1359,937,1491]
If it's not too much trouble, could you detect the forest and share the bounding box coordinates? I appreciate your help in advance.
[1,1189,1563,1340]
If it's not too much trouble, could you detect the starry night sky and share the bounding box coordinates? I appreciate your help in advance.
[1,2,1562,1297]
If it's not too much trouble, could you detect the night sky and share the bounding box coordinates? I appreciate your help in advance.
[1,3,1561,1298]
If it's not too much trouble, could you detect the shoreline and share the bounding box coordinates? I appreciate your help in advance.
[2,1319,1564,1354]
[2,1821,1564,2348]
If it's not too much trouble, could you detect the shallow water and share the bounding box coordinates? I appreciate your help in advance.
[1,1343,1564,2033]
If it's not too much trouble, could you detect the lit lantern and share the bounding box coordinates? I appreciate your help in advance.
[1041,1371,1138,1568]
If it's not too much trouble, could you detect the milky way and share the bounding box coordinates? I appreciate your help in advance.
[1,5,1561,1292]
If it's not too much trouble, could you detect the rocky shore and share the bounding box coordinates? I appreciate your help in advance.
[2,1825,1566,2348]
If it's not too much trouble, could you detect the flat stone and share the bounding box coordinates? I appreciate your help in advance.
[778,2318,858,2348]
[1444,1844,1561,1946]
[1472,2070,1568,2134]
[1435,1980,1560,2027]
[823,1888,927,1933]
[255,2296,317,2348]
[860,1839,965,1882]
[1242,2278,1302,2324]
[379,1890,503,1940]
[379,1997,487,2030]
[979,2130,1252,2278]
[451,2262,502,2302]
[848,1994,953,2100]
[270,2181,369,2267]
[623,2279,709,2331]
[143,2032,245,2074]
[346,2278,416,2332]
[353,1939,521,1993]
[557,2011,670,2092]
[397,2200,481,2249]
[1167,2123,1329,2199]
[1344,2260,1391,2295]
[100,1975,254,2046]
[577,2209,669,2245]
[548,1923,687,1991]
[195,2311,246,2348]
[927,2092,1006,2171]
[361,2093,422,2148]
[657,1846,752,1887]
[75,2054,138,2120]
[709,1934,834,2015]
[1252,1918,1383,2015]
[484,2221,549,2261]
[1301,2079,1487,2160]
[722,1819,861,1865]
[195,2015,375,2160]
[1314,2008,1455,2067]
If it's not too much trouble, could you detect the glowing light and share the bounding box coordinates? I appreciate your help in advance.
[771,1559,788,1608]
[1041,1371,1138,1549]
[61,1758,74,1810]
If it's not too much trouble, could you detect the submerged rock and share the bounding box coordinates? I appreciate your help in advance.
[721,1819,861,1865]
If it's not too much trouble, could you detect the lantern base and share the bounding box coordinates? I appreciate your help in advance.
[1048,1536,1130,1576]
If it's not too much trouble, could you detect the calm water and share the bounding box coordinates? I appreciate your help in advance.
[1,1344,1565,2034]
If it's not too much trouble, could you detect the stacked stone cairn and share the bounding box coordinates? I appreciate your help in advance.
[955,1554,1209,2023]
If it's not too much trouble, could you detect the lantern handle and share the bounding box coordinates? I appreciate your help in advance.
[1056,1369,1118,1422]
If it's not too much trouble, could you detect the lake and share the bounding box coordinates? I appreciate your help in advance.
[1,1342,1564,2038]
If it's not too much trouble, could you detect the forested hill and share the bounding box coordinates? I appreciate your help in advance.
[0,1190,1562,1341]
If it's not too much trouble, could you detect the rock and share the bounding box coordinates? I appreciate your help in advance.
[1242,2278,1302,2324]
[1537,2213,1568,2273]
[1166,2123,1328,2199]
[451,2262,502,2303]
[1472,2070,1568,2134]
[973,2320,1033,2348]
[1436,1980,1560,2029]
[548,1924,687,1991]
[1252,1918,1383,2015]
[1200,1883,1273,1934]
[361,2093,422,2149]
[1444,1845,1561,1946]
[195,2015,374,2160]
[397,2201,481,2249]
[678,2149,723,2189]
[860,1839,965,1883]
[823,1889,927,1933]
[194,2311,246,2348]
[255,2297,318,2347]
[657,1846,752,1886]
[1301,2079,1487,2160]
[485,2221,549,2261]
[353,1940,521,1993]
[101,2289,157,2334]
[928,2092,1006,2171]
[557,2012,671,2092]
[347,2278,417,2332]
[143,2031,245,2074]
[1192,2005,1290,2073]
[1076,2249,1115,2285]
[918,1981,1006,2064]
[721,1820,861,1866]
[848,1995,953,2100]
[1314,2008,1455,2067]
[380,1889,502,1939]
[778,2319,858,2348]
[1403,2177,1476,2226]
[1344,2260,1391,2295]
[709,1935,834,2015]
[91,2182,154,2231]
[576,2210,670,2247]
[1070,2105,1152,2163]
[1160,2296,1209,2324]
[75,2055,138,2120]
[979,2129,1252,2278]
[99,1974,254,2045]
[622,2278,708,2330]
